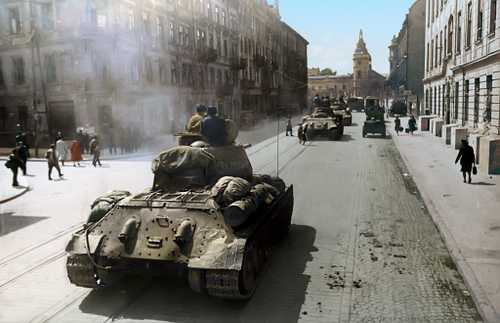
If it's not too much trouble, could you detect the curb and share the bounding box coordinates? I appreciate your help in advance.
[391,129,498,323]
[0,178,30,204]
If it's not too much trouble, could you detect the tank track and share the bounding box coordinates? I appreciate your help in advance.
[66,254,98,288]
[205,270,247,299]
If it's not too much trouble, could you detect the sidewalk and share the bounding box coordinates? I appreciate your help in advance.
[0,167,30,204]
[390,118,500,322]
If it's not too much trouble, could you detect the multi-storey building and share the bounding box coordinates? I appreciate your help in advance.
[0,0,308,147]
[424,0,499,173]
[388,0,426,115]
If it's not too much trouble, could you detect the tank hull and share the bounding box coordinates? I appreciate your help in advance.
[66,186,294,300]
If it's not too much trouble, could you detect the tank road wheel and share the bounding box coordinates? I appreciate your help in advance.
[205,247,258,300]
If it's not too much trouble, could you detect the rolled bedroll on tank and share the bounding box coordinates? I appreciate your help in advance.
[65,143,294,300]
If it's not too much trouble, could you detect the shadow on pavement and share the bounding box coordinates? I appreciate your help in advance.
[78,224,316,323]
[0,212,48,237]
[340,134,354,142]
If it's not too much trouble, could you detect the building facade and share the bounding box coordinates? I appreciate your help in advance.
[0,0,308,147]
[308,74,354,100]
[388,0,426,115]
[424,0,499,173]
[424,0,499,133]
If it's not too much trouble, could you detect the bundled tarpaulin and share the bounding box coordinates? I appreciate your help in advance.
[211,176,252,206]
[88,190,131,223]
[152,146,215,175]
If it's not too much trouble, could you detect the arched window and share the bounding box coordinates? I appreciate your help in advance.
[447,15,454,55]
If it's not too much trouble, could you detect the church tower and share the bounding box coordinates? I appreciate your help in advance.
[353,30,372,97]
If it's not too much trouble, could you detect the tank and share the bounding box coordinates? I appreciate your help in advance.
[65,144,294,300]
[302,107,344,140]
[331,102,352,126]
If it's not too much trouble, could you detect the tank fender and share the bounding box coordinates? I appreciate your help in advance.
[65,231,105,256]
[188,237,246,271]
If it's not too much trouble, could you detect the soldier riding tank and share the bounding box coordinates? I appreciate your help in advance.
[65,133,294,300]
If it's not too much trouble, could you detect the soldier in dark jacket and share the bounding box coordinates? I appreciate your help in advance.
[455,139,476,183]
[201,107,226,146]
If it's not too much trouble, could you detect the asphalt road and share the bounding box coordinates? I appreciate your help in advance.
[0,113,481,322]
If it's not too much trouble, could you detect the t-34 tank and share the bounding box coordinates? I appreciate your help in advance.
[302,107,344,140]
[65,144,294,300]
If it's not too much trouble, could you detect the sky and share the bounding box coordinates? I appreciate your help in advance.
[278,0,416,75]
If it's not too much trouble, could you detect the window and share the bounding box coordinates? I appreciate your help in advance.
[448,16,454,54]
[431,39,434,68]
[97,14,107,28]
[145,58,153,83]
[8,7,21,34]
[464,80,469,122]
[477,0,484,40]
[454,82,459,120]
[41,3,53,30]
[439,31,443,65]
[130,59,139,82]
[169,23,175,42]
[457,11,462,52]
[466,2,473,48]
[426,43,430,72]
[474,78,480,123]
[18,106,28,129]
[491,0,497,34]
[128,8,135,31]
[45,53,57,83]
[12,57,25,85]
[485,75,492,122]
[0,58,4,88]
[0,107,7,130]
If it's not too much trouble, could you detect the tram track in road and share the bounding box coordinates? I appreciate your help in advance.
[0,221,84,268]
[0,221,86,293]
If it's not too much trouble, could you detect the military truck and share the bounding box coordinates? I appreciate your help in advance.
[302,107,344,140]
[66,142,294,300]
[362,97,386,138]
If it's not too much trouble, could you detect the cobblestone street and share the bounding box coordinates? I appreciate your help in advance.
[0,114,481,322]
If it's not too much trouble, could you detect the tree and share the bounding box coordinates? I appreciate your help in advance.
[320,68,335,76]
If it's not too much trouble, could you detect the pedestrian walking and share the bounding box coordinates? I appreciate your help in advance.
[56,137,68,166]
[4,149,23,187]
[90,136,102,167]
[286,118,293,136]
[455,140,476,184]
[16,141,29,175]
[70,140,83,167]
[408,115,417,135]
[394,116,402,136]
[45,144,63,180]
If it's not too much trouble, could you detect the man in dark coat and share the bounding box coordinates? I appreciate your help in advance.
[201,107,226,146]
[16,141,29,175]
[455,139,476,183]
[5,149,23,187]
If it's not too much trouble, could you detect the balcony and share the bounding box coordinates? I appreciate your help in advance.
[196,47,218,64]
[230,57,247,70]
